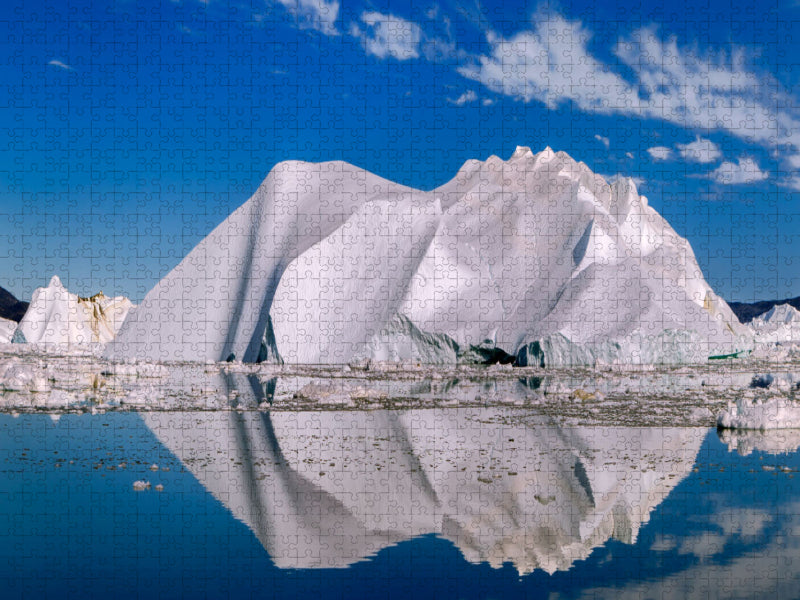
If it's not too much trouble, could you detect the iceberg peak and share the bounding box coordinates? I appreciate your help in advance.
[511,145,534,159]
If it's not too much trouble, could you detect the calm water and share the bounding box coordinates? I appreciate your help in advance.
[1,409,799,599]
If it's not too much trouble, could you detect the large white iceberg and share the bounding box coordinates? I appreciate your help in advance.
[107,147,748,365]
[750,304,800,344]
[17,276,133,346]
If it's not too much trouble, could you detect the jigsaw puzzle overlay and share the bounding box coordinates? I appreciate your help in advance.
[1,0,799,597]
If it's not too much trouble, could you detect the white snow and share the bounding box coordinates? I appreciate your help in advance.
[0,318,16,344]
[750,304,800,344]
[17,276,132,346]
[104,147,746,365]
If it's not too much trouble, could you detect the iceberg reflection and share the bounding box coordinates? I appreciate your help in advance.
[142,408,705,575]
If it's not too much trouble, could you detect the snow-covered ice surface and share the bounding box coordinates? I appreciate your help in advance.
[106,147,749,367]
[3,346,798,428]
[15,276,132,347]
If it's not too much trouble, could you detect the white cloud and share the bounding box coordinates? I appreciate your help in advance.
[448,90,477,105]
[785,154,800,169]
[48,60,73,70]
[458,12,800,178]
[677,136,722,164]
[351,12,422,60]
[457,15,637,110]
[605,173,646,187]
[779,176,800,191]
[275,0,339,35]
[710,157,769,185]
[482,98,494,106]
[626,151,634,159]
[594,134,610,148]
[647,146,672,161]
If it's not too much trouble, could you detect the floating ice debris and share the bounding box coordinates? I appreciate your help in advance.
[107,148,748,367]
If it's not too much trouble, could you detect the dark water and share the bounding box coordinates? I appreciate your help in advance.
[1,409,799,599]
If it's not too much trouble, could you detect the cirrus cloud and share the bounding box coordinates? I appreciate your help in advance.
[275,0,339,35]
[350,12,422,60]
[457,12,800,181]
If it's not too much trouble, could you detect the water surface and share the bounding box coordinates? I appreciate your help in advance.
[2,409,799,599]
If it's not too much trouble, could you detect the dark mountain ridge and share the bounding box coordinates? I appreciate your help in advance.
[0,286,29,322]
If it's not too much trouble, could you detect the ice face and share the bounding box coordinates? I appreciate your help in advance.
[106,148,748,365]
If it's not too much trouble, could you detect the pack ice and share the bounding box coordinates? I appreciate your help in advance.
[107,147,749,366]
[16,276,133,346]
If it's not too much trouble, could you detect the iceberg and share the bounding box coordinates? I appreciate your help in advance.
[17,276,133,346]
[750,303,800,344]
[107,147,748,365]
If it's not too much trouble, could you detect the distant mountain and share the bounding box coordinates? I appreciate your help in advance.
[0,285,29,322]
[728,296,800,324]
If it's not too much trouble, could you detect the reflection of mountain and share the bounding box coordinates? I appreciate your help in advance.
[143,409,705,575]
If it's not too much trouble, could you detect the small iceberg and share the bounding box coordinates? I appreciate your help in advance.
[717,397,800,430]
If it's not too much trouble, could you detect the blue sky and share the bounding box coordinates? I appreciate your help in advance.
[1,0,798,303]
